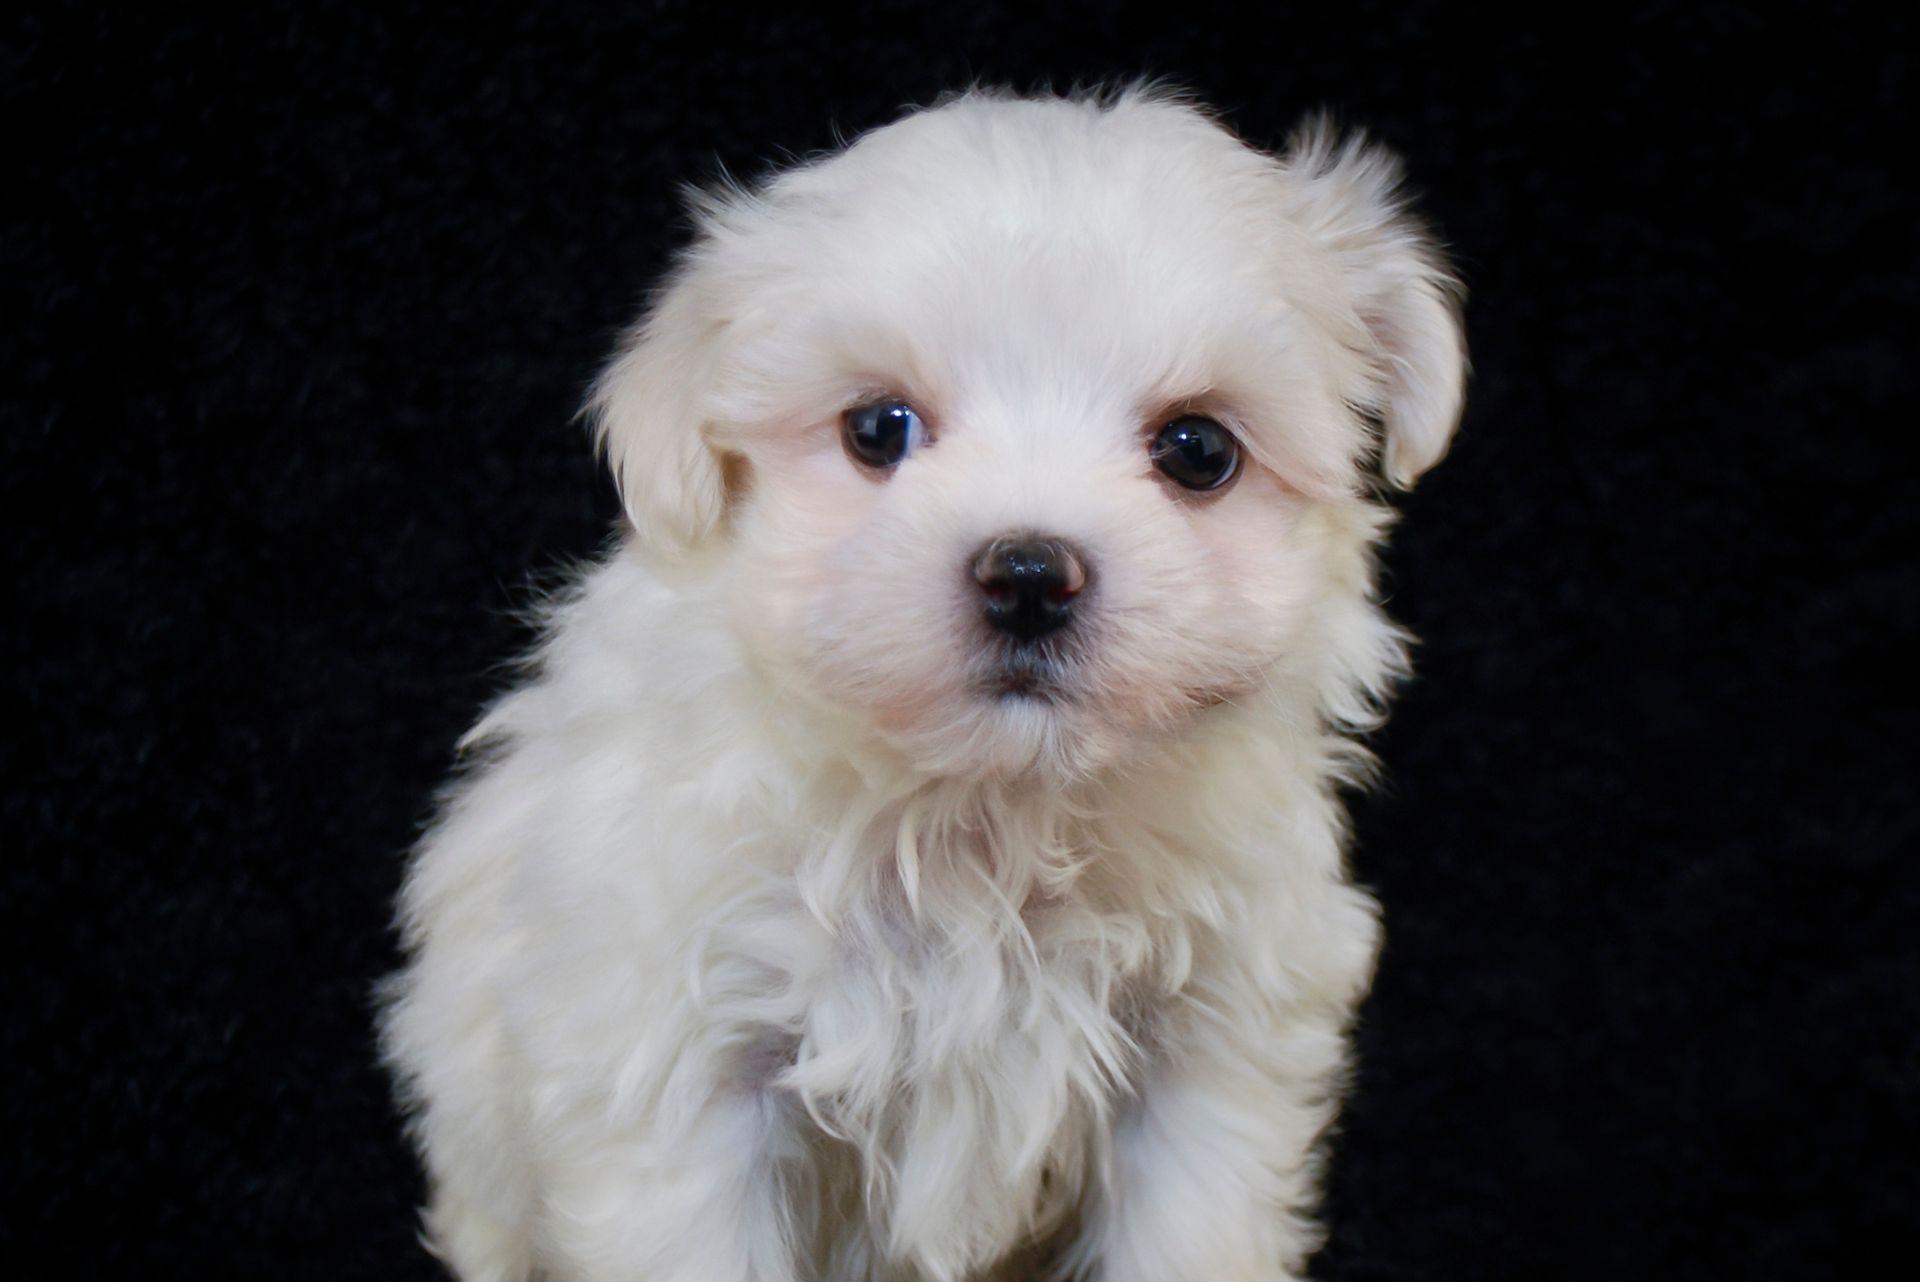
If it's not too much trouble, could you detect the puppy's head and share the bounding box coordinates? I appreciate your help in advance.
[591,89,1465,781]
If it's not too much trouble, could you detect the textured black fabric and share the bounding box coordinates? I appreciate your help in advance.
[5,3,1913,1279]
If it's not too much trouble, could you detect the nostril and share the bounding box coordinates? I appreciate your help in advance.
[971,544,1012,599]
[1051,548,1087,600]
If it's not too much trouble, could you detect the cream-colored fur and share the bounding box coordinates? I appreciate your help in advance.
[381,86,1465,1282]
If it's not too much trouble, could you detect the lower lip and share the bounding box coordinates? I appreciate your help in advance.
[989,665,1058,701]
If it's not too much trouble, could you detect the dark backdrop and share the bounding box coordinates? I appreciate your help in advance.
[5,3,1913,1279]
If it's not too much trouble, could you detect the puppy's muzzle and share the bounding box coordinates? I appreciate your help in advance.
[971,535,1088,643]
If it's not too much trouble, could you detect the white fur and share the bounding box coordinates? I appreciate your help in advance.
[381,86,1465,1282]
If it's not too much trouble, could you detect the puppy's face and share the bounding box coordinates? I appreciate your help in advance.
[594,92,1465,780]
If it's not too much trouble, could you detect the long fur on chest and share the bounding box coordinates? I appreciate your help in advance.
[674,763,1304,1275]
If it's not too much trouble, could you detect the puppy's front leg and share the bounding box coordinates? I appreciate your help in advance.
[1079,991,1350,1282]
[538,1080,805,1282]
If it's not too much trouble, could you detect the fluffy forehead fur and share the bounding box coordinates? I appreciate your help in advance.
[597,88,1462,534]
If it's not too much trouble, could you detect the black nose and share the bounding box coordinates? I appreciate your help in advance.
[971,536,1088,642]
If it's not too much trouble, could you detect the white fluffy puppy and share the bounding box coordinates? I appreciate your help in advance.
[382,86,1465,1282]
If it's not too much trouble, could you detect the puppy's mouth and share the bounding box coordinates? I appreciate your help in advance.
[978,649,1072,704]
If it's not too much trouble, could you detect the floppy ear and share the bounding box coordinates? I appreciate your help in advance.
[585,256,731,553]
[1282,120,1468,488]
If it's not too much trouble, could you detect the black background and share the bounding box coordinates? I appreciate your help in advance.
[6,3,1914,1279]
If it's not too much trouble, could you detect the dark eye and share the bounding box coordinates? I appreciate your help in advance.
[1150,415,1242,491]
[843,400,927,469]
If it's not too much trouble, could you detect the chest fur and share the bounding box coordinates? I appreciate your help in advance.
[717,882,1162,1277]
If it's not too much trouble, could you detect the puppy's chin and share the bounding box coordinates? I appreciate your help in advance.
[841,653,1150,786]
[877,692,1098,785]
